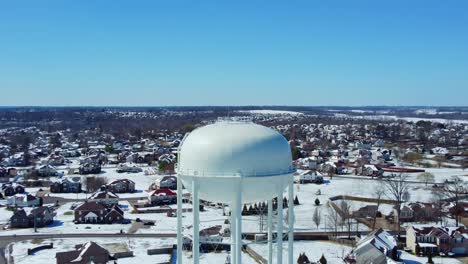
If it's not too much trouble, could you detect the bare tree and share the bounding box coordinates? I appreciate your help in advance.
[383,173,410,238]
[372,180,386,230]
[430,188,445,225]
[326,202,341,237]
[85,176,108,193]
[441,176,468,226]
[340,200,353,239]
[417,172,435,186]
[313,206,321,229]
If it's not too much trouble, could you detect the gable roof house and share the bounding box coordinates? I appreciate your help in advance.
[154,175,177,190]
[48,154,65,166]
[74,201,124,224]
[354,228,399,264]
[78,162,101,175]
[10,206,56,228]
[36,164,58,177]
[116,162,142,173]
[406,225,468,256]
[89,189,119,206]
[106,179,135,193]
[50,177,82,193]
[6,193,41,208]
[199,225,223,243]
[353,205,379,219]
[1,183,25,197]
[393,202,438,224]
[55,241,110,264]
[148,188,177,205]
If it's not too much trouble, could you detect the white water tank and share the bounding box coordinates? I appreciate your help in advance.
[177,121,294,203]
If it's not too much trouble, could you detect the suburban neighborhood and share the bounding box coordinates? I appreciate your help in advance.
[0,107,466,264]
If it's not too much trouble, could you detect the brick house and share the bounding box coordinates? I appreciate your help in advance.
[406,225,468,256]
[55,241,110,264]
[148,188,177,205]
[74,201,124,224]
[10,206,56,228]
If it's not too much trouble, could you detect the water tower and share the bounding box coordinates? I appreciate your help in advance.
[176,120,296,264]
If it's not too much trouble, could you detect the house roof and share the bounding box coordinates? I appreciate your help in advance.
[56,241,109,264]
[200,225,222,237]
[356,228,397,255]
[410,224,466,238]
[149,188,176,197]
[108,179,135,185]
[75,201,106,211]
[89,190,119,200]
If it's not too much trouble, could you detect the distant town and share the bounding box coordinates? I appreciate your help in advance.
[0,106,467,264]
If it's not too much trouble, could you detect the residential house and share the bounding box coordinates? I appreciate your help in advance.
[199,225,223,243]
[154,175,177,190]
[55,241,110,264]
[36,164,58,177]
[354,228,398,264]
[48,154,65,166]
[116,162,142,173]
[50,177,82,193]
[0,166,6,178]
[7,193,41,207]
[74,201,124,224]
[2,183,25,197]
[353,205,379,219]
[393,202,438,223]
[357,165,384,177]
[79,162,101,175]
[89,188,119,206]
[298,170,324,184]
[106,179,135,193]
[148,188,176,205]
[10,206,55,228]
[406,225,468,256]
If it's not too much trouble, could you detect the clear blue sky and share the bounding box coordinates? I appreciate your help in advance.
[0,1,467,106]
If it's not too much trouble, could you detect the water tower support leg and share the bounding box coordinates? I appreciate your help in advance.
[277,189,283,264]
[288,179,294,264]
[231,204,236,264]
[236,184,242,264]
[177,176,183,264]
[192,179,199,264]
[267,199,273,264]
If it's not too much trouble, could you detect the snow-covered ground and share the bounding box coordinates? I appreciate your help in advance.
[250,240,351,264]
[47,167,163,199]
[2,167,463,236]
[399,251,462,264]
[332,113,468,124]
[8,237,176,264]
[239,110,304,116]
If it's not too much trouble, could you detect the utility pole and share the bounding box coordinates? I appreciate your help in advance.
[34,205,37,233]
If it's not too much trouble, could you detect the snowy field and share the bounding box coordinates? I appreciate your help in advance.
[238,110,304,116]
[399,251,463,264]
[250,240,352,264]
[7,237,176,264]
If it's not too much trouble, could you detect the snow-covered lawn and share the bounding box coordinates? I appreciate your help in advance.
[8,237,176,264]
[0,206,13,225]
[249,240,352,264]
[238,110,304,116]
[399,251,463,264]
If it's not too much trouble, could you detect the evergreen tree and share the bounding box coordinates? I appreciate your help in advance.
[294,195,300,205]
[319,254,327,264]
[315,198,320,206]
